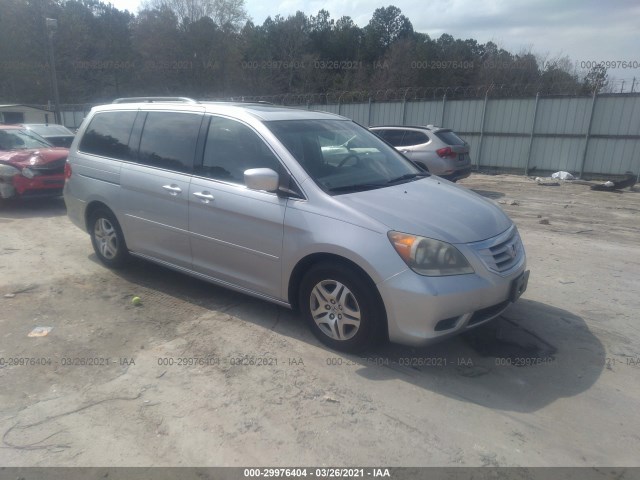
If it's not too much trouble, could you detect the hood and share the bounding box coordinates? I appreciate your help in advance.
[337,177,512,244]
[0,148,68,168]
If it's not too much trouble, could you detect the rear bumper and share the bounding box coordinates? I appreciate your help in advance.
[63,183,88,232]
[441,166,472,182]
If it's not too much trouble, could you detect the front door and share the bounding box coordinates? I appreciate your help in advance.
[188,116,287,299]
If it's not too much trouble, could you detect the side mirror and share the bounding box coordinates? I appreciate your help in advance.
[244,168,279,192]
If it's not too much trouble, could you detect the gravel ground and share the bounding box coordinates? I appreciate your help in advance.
[0,174,638,467]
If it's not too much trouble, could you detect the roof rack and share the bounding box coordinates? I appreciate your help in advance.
[112,97,199,104]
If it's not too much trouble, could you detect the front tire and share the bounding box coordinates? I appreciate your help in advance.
[89,208,129,268]
[299,262,385,353]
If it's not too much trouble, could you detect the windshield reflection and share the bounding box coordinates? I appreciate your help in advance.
[266,119,426,194]
[0,129,52,150]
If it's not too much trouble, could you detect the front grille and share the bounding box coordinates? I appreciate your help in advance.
[470,226,523,274]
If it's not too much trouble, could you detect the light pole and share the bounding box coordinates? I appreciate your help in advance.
[45,18,61,124]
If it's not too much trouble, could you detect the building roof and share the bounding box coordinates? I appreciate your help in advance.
[0,104,51,111]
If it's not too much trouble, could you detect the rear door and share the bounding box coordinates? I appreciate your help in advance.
[373,128,430,166]
[396,130,432,165]
[188,115,287,299]
[120,111,204,268]
[374,129,405,148]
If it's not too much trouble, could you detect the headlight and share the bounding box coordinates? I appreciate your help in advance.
[22,167,35,179]
[388,231,474,276]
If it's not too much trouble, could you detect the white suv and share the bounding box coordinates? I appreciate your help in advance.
[370,125,472,182]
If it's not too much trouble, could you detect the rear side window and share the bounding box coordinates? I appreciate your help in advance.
[435,130,466,146]
[399,130,429,146]
[138,112,202,173]
[79,111,137,159]
[375,129,405,147]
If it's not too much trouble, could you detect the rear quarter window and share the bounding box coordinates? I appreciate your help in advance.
[399,130,429,146]
[79,111,137,159]
[435,130,466,146]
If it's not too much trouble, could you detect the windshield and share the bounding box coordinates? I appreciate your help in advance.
[266,119,425,194]
[26,124,75,136]
[0,129,52,150]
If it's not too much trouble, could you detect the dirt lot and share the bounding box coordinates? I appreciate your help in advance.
[0,174,639,467]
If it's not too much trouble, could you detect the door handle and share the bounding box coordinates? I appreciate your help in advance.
[193,191,215,203]
[162,184,182,195]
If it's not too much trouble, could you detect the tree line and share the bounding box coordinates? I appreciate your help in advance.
[0,0,610,105]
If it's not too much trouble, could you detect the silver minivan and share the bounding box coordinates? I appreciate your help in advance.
[64,98,528,352]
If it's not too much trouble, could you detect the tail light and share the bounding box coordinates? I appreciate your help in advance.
[436,147,457,159]
[64,162,72,179]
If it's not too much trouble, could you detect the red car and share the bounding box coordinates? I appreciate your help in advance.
[0,125,68,200]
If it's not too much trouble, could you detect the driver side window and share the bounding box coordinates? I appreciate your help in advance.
[197,116,282,185]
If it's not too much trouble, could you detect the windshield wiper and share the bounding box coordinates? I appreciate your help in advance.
[386,172,430,184]
[327,183,386,193]
[327,172,429,193]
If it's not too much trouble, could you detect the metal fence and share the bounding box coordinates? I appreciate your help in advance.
[50,91,640,177]
[307,92,640,177]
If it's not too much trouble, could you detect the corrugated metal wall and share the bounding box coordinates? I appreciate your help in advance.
[310,93,640,176]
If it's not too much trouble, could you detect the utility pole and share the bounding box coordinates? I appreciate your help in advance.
[45,18,61,124]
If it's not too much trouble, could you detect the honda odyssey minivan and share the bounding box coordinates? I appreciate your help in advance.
[64,97,528,352]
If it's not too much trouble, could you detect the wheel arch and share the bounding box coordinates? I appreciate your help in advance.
[287,252,388,338]
[84,200,116,231]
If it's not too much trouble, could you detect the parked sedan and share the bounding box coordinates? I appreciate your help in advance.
[21,123,76,148]
[370,125,472,182]
[0,125,68,200]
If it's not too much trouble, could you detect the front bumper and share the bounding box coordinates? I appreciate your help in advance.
[378,258,528,346]
[13,173,65,196]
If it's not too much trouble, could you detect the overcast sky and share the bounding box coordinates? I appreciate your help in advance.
[109,0,640,87]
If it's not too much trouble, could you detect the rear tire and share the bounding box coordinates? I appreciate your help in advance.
[299,262,385,353]
[88,208,129,269]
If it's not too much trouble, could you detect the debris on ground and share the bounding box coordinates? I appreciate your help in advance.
[4,284,38,297]
[27,326,53,337]
[591,172,637,191]
[552,171,576,180]
[539,218,550,225]
[535,177,560,186]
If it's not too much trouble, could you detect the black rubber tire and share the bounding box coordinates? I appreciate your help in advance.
[88,208,129,269]
[299,262,385,353]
